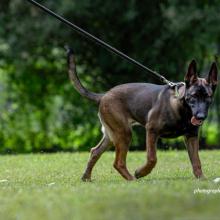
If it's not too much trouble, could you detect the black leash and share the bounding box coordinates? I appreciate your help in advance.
[27,0,176,86]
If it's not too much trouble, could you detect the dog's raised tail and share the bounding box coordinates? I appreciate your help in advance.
[66,46,103,103]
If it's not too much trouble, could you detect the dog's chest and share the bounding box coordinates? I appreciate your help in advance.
[159,120,190,138]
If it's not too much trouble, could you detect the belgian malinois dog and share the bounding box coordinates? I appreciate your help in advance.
[66,48,218,181]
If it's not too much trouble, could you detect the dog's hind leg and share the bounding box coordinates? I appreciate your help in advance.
[81,135,111,181]
[99,101,135,181]
[113,128,135,181]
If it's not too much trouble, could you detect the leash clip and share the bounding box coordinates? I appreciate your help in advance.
[173,82,185,98]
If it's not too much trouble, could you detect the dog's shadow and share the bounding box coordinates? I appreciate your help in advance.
[136,176,192,183]
[136,176,214,184]
[92,176,196,184]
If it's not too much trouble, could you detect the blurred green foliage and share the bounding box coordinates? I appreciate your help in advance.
[0,0,220,153]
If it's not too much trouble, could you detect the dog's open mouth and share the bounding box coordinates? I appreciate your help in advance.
[191,116,203,126]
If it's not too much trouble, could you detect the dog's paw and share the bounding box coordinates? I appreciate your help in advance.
[195,174,207,181]
[81,174,92,182]
[134,170,142,179]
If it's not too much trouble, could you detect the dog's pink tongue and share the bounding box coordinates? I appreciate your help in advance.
[191,116,203,126]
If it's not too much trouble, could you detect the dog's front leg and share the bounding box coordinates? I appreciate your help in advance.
[135,128,158,179]
[184,135,204,179]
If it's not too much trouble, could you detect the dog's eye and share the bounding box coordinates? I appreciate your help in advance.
[189,97,196,105]
[191,94,197,98]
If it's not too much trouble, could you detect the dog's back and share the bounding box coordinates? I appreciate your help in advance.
[100,83,166,125]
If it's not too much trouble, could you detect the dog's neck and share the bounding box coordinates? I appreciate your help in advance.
[170,84,193,120]
[175,83,186,99]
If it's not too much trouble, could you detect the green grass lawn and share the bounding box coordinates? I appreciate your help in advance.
[0,151,220,220]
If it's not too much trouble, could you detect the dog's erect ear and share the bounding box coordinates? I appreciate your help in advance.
[207,62,218,90]
[185,60,198,86]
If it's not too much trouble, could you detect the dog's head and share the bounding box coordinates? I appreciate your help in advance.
[180,60,218,126]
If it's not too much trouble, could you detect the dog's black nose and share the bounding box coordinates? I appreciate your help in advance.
[196,113,206,120]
